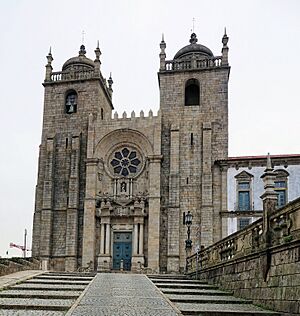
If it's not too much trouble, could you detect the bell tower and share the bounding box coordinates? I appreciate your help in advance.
[158,31,230,272]
[32,43,114,271]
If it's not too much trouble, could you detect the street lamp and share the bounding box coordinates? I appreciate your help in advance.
[185,211,193,250]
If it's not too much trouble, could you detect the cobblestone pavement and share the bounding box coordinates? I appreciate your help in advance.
[68,273,182,316]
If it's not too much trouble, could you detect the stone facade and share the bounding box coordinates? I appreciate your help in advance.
[32,32,231,273]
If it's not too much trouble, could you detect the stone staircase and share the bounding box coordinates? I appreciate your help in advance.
[148,275,281,316]
[0,271,95,315]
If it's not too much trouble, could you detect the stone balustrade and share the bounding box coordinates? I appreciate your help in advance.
[164,56,223,72]
[50,69,96,82]
[187,197,300,273]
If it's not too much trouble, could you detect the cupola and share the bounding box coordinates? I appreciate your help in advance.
[174,33,213,60]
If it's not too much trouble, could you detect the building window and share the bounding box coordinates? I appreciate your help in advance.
[235,171,253,211]
[238,218,251,230]
[110,147,141,177]
[185,79,199,106]
[65,90,77,114]
[238,183,250,211]
[274,169,289,208]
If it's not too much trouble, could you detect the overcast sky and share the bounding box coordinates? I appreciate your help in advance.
[0,0,299,258]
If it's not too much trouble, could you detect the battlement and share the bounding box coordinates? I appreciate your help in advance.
[111,109,160,121]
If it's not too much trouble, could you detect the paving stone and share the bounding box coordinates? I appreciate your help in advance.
[69,273,181,315]
[70,306,178,316]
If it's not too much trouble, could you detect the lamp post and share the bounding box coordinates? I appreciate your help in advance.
[185,211,193,273]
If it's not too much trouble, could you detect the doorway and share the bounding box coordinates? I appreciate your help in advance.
[112,232,132,271]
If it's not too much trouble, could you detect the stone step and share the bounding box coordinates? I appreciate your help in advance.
[155,282,218,289]
[0,310,65,316]
[0,289,82,298]
[13,283,86,291]
[167,294,252,304]
[25,279,90,285]
[0,292,79,299]
[44,271,96,277]
[0,297,75,311]
[147,274,190,280]
[176,302,280,315]
[151,278,208,284]
[161,288,233,296]
[33,275,94,281]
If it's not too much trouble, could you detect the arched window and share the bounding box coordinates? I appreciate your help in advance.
[185,79,200,106]
[65,90,78,114]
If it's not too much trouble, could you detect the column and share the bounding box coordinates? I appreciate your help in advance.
[105,222,111,255]
[167,125,180,273]
[148,155,162,273]
[133,224,138,255]
[82,115,97,268]
[100,223,105,254]
[139,224,144,254]
[221,164,228,239]
[65,136,80,271]
[201,122,213,247]
[82,158,98,268]
[40,137,55,270]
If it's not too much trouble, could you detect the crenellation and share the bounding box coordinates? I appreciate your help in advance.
[110,109,159,121]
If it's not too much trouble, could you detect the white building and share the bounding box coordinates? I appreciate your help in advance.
[221,154,300,235]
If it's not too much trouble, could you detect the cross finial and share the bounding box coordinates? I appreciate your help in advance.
[82,30,85,44]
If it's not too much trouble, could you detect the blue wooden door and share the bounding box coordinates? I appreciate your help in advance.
[113,232,132,270]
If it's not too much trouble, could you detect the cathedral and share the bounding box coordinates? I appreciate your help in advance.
[31,31,300,273]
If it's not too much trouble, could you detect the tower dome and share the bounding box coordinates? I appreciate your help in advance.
[62,45,95,71]
[174,33,213,60]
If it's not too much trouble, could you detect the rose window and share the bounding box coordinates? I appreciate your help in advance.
[110,147,141,177]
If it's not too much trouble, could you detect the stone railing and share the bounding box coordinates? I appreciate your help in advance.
[165,56,223,72]
[186,197,300,274]
[50,69,96,82]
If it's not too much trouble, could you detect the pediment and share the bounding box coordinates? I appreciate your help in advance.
[234,170,253,179]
